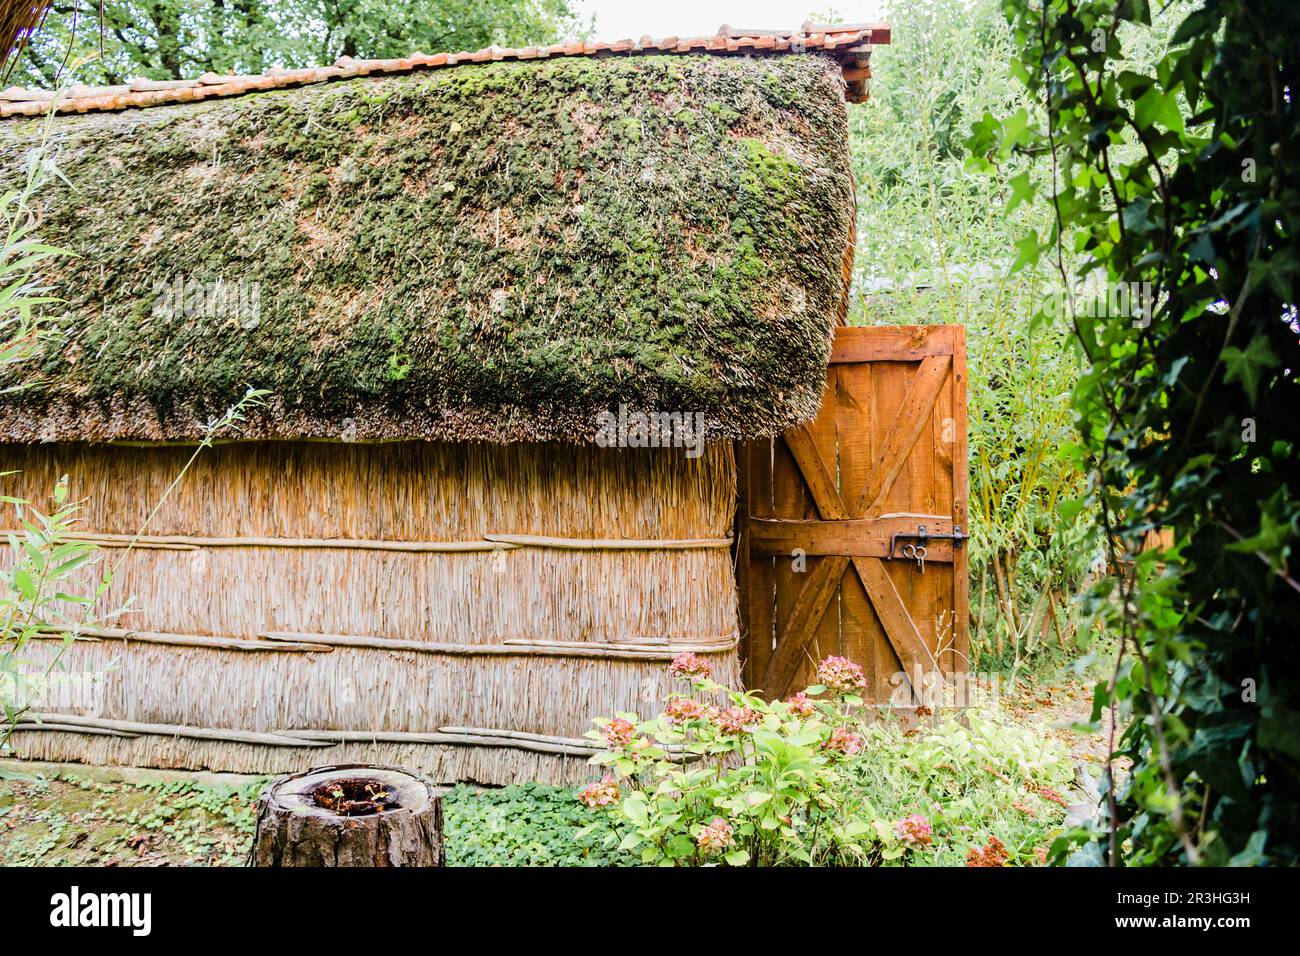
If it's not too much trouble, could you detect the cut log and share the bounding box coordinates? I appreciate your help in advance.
[250,764,443,867]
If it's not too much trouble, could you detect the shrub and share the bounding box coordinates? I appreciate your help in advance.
[578,654,1075,866]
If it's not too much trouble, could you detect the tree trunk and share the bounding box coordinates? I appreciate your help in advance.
[251,764,443,867]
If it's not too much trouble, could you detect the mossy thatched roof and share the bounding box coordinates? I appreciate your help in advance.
[0,52,856,444]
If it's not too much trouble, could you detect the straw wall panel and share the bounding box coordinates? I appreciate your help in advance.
[1,439,740,784]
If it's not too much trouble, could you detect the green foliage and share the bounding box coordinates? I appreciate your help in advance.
[14,0,589,88]
[578,658,1074,866]
[850,0,1097,668]
[975,0,1300,865]
[582,685,878,867]
[442,782,625,866]
[847,710,1076,866]
[0,477,111,751]
[106,777,264,863]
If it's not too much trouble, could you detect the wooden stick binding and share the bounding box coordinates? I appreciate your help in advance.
[261,630,738,659]
[10,721,140,738]
[34,626,334,653]
[275,728,600,757]
[5,530,733,553]
[32,625,735,659]
[18,713,604,756]
[22,713,335,747]
[483,533,733,551]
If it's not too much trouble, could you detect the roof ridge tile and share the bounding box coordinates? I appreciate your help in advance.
[0,23,889,117]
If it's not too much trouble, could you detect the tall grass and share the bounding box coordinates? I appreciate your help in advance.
[847,0,1097,669]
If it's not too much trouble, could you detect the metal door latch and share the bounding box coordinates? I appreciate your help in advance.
[887,524,970,572]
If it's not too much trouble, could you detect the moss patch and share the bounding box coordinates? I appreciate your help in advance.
[0,54,854,443]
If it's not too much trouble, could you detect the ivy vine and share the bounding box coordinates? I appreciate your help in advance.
[969,0,1299,864]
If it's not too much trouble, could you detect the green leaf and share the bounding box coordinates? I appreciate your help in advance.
[666,834,695,858]
[1006,171,1037,212]
[1012,232,1041,272]
[1134,86,1185,133]
[1221,336,1279,405]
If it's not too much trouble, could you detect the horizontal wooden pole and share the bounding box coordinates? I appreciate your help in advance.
[483,533,733,551]
[262,631,738,660]
[748,513,955,560]
[8,531,732,554]
[276,728,600,758]
[830,325,956,363]
[35,626,737,660]
[24,532,513,553]
[22,713,335,748]
[11,721,140,738]
[19,713,606,757]
[36,625,334,653]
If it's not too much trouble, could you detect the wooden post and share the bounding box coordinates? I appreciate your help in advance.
[250,764,444,867]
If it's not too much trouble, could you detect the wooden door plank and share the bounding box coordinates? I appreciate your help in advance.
[904,355,941,674]
[805,369,844,679]
[950,325,971,676]
[835,361,886,696]
[830,325,955,363]
[783,426,848,521]
[748,515,955,560]
[745,440,776,689]
[852,555,937,685]
[761,555,849,699]
[856,355,951,517]
[734,440,752,678]
[931,341,956,673]
[771,433,812,694]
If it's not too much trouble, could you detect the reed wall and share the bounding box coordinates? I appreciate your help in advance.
[2,440,740,785]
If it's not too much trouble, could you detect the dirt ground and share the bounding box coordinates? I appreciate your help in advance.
[0,760,264,866]
[1002,664,1114,771]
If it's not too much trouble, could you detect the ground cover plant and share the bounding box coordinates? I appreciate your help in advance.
[442,782,624,866]
[0,766,264,866]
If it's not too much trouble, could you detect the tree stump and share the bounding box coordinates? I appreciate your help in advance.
[251,764,443,867]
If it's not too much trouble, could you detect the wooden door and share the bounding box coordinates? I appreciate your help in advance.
[736,325,969,707]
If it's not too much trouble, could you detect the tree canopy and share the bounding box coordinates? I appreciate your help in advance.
[14,0,588,88]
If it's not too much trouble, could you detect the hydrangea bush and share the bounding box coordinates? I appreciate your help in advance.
[579,654,1076,867]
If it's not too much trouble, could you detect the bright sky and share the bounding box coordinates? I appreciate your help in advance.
[570,0,886,42]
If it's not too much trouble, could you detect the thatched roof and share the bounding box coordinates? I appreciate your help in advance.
[0,29,873,444]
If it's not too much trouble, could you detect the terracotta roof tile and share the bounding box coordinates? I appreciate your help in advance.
[0,22,888,118]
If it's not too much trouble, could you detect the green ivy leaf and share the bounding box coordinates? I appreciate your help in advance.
[1221,336,1279,406]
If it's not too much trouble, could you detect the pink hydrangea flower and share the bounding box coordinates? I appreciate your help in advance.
[785,692,816,717]
[578,776,621,809]
[696,817,735,853]
[601,717,636,748]
[823,726,864,755]
[669,652,714,681]
[896,814,933,846]
[817,655,867,695]
[664,698,705,726]
[714,706,760,735]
